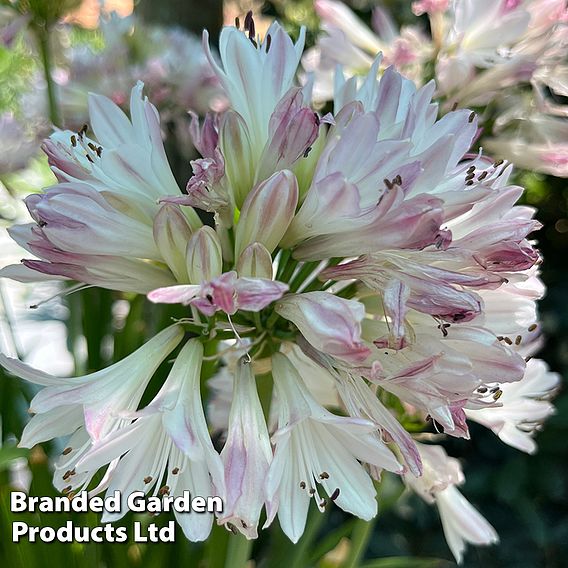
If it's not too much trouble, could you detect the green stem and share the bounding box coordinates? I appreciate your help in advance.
[276,249,292,280]
[36,25,61,127]
[225,534,253,568]
[289,505,328,568]
[289,261,320,292]
[342,517,377,568]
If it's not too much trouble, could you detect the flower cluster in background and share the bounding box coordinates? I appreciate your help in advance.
[0,11,561,564]
[305,0,568,177]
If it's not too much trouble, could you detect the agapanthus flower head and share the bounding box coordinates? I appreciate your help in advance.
[0,12,557,564]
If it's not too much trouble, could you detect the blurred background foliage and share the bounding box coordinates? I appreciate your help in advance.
[0,0,567,567]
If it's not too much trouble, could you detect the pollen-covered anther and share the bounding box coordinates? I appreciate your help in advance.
[158,485,170,496]
[143,476,153,484]
[62,447,72,455]
[172,467,179,475]
[319,471,330,480]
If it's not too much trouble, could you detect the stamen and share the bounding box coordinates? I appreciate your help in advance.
[515,335,522,345]
[158,485,170,496]
[70,135,77,147]
[299,481,306,489]
[330,488,340,501]
[62,447,72,455]
[451,101,458,111]
[29,283,93,310]
[144,476,153,484]
[319,471,329,480]
[478,170,488,180]
[172,467,179,475]
[468,112,475,123]
[265,33,272,53]
[227,314,251,363]
[226,523,238,534]
[528,324,538,332]
[303,146,312,158]
[235,16,240,29]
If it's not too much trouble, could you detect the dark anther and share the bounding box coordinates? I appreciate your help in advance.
[235,16,240,29]
[244,11,255,39]
[96,146,103,157]
[330,488,340,501]
[241,520,248,528]
[493,159,504,167]
[71,135,77,147]
[300,481,306,489]
[319,471,330,479]
[172,467,179,475]
[477,387,488,393]
[468,112,475,123]
[303,146,312,158]
[384,178,394,190]
[144,476,153,484]
[394,174,402,186]
[528,324,538,332]
[158,485,170,496]
[86,154,94,163]
[451,101,458,111]
[465,180,474,186]
[206,294,214,303]
[478,171,488,180]
[226,523,238,535]
[265,33,272,53]
[62,447,72,455]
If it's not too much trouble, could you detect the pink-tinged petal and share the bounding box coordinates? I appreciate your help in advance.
[148,284,201,305]
[234,170,299,257]
[186,226,223,283]
[237,243,274,279]
[256,88,320,181]
[234,278,289,311]
[209,271,238,315]
[219,358,272,539]
[276,292,371,364]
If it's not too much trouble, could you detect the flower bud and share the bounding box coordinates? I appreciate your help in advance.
[236,242,273,279]
[153,203,194,282]
[219,110,255,208]
[186,226,223,284]
[234,170,298,258]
